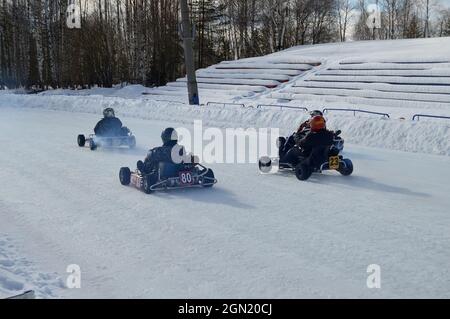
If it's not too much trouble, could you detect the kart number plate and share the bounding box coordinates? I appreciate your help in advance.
[179,171,193,185]
[329,156,340,170]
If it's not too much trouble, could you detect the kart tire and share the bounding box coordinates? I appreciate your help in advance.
[143,174,158,194]
[338,159,353,176]
[119,167,131,186]
[258,156,272,173]
[77,135,86,147]
[201,169,215,188]
[295,163,313,181]
[90,140,98,151]
[129,136,136,149]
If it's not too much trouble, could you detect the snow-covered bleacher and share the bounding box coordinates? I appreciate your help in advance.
[144,56,321,99]
[267,58,450,110]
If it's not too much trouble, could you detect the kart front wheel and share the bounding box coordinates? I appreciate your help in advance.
[77,135,86,147]
[338,159,353,176]
[90,140,97,151]
[201,169,215,188]
[119,167,131,185]
[295,163,313,181]
[143,174,158,194]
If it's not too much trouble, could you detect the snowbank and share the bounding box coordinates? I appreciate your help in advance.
[0,234,63,298]
[0,94,448,156]
[38,84,152,99]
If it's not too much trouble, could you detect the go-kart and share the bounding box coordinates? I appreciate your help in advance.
[119,157,217,194]
[77,128,136,151]
[259,144,353,181]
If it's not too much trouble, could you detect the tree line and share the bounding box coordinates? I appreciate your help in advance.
[1,0,449,90]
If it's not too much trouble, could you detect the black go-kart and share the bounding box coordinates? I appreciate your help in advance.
[259,144,353,181]
[119,157,217,194]
[77,128,136,151]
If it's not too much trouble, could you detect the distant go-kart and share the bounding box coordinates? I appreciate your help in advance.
[119,156,217,194]
[259,144,353,181]
[77,128,136,151]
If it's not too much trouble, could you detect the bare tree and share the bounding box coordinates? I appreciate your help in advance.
[336,0,354,42]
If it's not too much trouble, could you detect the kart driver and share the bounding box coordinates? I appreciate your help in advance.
[280,115,335,166]
[137,128,186,174]
[94,108,130,137]
[279,110,325,158]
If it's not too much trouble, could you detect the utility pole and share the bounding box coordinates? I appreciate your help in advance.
[180,0,199,105]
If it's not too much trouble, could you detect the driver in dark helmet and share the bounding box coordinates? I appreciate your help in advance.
[94,108,130,137]
[137,128,187,174]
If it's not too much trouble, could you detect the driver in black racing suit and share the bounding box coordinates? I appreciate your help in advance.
[279,110,324,158]
[280,115,334,167]
[137,128,186,174]
[94,108,130,137]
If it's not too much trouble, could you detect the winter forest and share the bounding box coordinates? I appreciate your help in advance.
[1,0,450,90]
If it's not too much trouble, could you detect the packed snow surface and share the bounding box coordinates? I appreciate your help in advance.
[0,107,450,298]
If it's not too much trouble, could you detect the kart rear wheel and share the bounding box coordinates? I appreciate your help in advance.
[119,167,131,186]
[295,163,313,181]
[143,174,158,194]
[129,136,136,149]
[90,140,97,151]
[77,135,86,147]
[338,159,353,176]
[201,169,215,188]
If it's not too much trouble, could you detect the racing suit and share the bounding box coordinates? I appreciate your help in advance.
[140,140,186,174]
[280,129,334,166]
[94,117,128,137]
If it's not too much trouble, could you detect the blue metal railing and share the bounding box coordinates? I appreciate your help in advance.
[256,104,309,111]
[412,114,450,121]
[203,103,450,123]
[323,108,390,119]
[207,102,246,108]
[152,99,185,105]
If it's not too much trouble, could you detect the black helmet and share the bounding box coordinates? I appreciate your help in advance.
[103,108,115,118]
[161,128,178,144]
[310,110,323,117]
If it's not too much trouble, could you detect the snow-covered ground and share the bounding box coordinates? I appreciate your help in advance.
[0,107,450,298]
[0,234,63,298]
